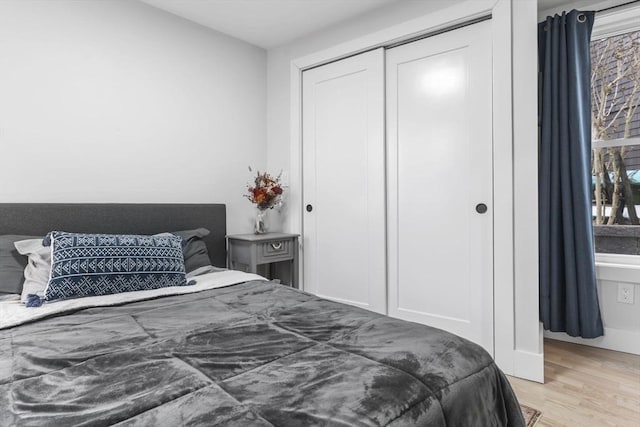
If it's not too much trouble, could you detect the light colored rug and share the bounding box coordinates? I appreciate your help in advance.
[520,404,542,427]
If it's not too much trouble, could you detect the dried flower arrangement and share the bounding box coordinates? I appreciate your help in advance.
[244,167,284,211]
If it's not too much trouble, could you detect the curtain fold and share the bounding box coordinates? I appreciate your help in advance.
[538,10,604,338]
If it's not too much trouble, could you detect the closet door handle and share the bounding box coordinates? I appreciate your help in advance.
[475,203,488,214]
[306,204,313,212]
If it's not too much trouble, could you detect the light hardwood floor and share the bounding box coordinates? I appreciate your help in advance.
[508,339,640,426]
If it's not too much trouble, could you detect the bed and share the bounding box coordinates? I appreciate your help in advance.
[0,203,525,426]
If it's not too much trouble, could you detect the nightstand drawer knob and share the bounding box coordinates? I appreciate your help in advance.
[271,242,283,250]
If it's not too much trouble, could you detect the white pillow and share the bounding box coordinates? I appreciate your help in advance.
[14,238,51,303]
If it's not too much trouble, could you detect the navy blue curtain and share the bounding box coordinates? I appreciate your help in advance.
[538,10,604,338]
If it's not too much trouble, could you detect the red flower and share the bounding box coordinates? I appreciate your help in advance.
[244,169,284,209]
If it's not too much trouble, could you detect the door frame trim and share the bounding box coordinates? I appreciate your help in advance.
[288,0,543,381]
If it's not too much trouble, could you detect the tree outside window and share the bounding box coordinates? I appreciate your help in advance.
[591,29,640,254]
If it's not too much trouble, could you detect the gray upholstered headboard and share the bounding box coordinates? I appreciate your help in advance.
[0,203,227,267]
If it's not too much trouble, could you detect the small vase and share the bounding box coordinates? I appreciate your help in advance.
[255,209,268,234]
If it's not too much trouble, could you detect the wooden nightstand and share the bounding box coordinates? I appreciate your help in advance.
[226,233,299,288]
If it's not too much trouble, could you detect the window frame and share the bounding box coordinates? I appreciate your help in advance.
[591,4,640,262]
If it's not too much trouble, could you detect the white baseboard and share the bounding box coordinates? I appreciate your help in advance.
[544,327,640,355]
[513,349,544,383]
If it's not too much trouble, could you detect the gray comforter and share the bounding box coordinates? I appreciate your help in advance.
[0,281,525,426]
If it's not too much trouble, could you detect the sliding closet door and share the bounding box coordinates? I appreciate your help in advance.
[386,21,494,353]
[302,48,386,314]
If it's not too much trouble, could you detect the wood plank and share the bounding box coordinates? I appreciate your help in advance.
[508,339,640,426]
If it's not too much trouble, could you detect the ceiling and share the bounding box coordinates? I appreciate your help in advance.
[140,0,629,49]
[538,0,575,10]
[139,0,402,49]
[537,0,632,15]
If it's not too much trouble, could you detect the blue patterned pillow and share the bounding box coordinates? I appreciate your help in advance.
[43,231,190,303]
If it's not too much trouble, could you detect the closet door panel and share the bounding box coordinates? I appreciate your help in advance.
[302,48,386,314]
[386,21,494,353]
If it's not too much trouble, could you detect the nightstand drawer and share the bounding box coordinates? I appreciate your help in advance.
[258,239,293,263]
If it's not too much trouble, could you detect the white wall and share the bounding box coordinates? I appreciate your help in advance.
[512,0,544,379]
[546,257,640,355]
[0,0,266,235]
[538,0,628,20]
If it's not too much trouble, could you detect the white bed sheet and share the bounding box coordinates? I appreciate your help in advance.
[0,270,266,330]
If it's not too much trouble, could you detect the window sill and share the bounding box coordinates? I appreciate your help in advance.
[595,252,640,265]
[595,252,640,282]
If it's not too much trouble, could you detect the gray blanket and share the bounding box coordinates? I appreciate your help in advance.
[0,281,525,426]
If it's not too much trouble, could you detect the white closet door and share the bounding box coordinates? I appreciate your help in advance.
[302,48,386,314]
[386,21,494,353]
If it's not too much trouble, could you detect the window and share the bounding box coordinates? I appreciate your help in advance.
[591,10,640,255]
